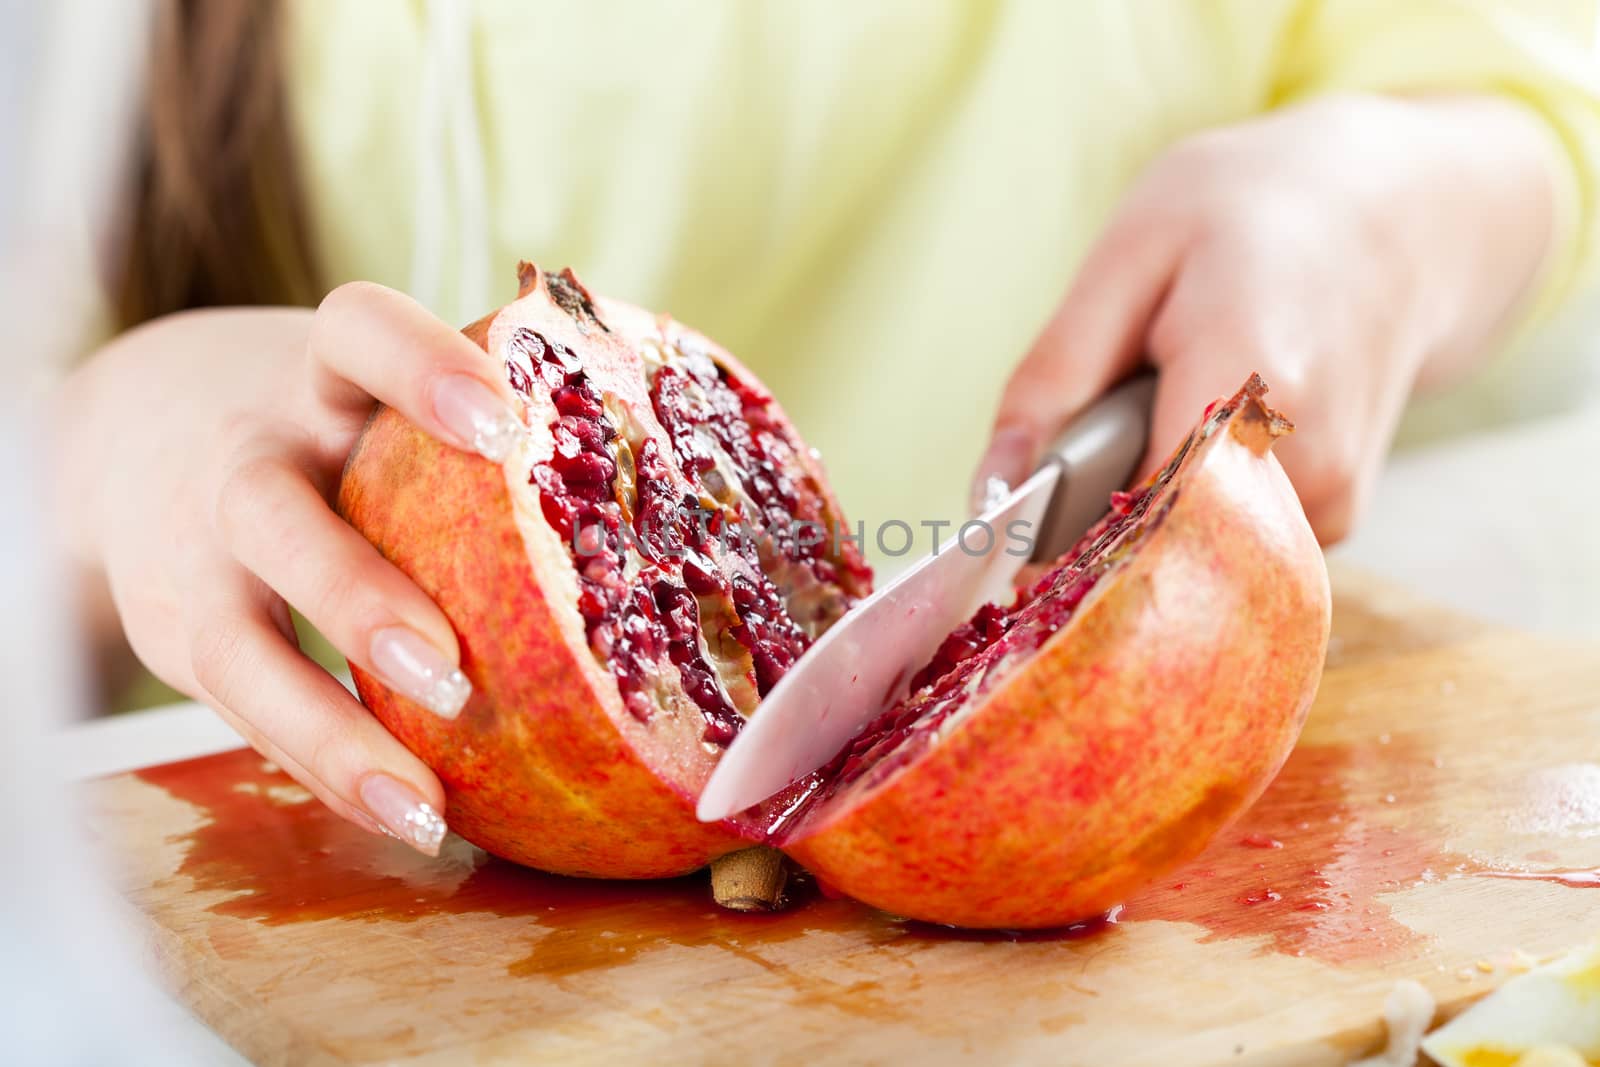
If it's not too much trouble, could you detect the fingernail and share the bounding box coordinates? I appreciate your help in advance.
[970,428,1035,514]
[369,626,472,720]
[359,774,448,857]
[433,375,522,462]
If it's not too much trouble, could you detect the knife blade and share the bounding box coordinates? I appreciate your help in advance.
[695,372,1157,822]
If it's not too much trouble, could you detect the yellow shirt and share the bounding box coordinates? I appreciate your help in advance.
[286,0,1600,564]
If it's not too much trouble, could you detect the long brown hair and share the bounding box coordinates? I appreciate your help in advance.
[116,0,320,329]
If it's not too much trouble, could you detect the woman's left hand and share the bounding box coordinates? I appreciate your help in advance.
[49,285,525,855]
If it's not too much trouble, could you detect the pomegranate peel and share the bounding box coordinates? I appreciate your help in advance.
[764,376,1331,928]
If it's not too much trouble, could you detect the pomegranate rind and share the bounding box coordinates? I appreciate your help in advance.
[784,383,1332,928]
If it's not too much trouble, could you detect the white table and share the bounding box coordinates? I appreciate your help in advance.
[47,400,1600,1065]
[1336,401,1600,642]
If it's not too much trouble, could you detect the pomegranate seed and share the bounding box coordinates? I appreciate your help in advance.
[702,716,739,746]
[559,413,606,451]
[554,385,604,419]
[682,556,721,596]
[554,452,615,485]
[535,361,566,390]
[509,327,546,362]
[545,342,581,374]
[623,691,654,723]
[505,359,534,397]
[577,583,609,622]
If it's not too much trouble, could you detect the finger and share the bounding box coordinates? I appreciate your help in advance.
[307,281,523,462]
[1302,491,1355,547]
[1296,440,1383,546]
[1134,352,1237,486]
[216,453,472,721]
[207,694,389,839]
[184,567,450,856]
[973,199,1188,510]
[1141,321,1368,545]
[1137,263,1312,486]
[1292,361,1414,547]
[156,568,385,836]
[1142,364,1358,545]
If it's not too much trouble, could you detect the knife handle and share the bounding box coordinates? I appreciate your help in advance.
[1031,372,1158,563]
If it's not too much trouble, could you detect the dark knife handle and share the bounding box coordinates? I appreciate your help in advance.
[1031,372,1157,563]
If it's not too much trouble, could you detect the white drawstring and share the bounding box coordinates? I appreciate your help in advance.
[412,0,492,320]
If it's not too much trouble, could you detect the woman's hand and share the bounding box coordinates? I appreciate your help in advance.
[52,283,523,854]
[977,93,1563,542]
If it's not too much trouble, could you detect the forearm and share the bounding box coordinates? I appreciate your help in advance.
[48,353,137,701]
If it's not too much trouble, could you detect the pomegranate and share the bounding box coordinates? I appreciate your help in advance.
[756,376,1332,928]
[340,264,1330,926]
[338,264,871,878]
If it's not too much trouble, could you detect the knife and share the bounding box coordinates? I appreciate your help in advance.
[696,372,1158,822]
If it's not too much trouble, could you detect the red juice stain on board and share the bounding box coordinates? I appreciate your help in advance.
[1122,739,1599,963]
[134,750,869,977]
[1122,738,1465,963]
[132,751,1140,974]
[131,742,1596,975]
[131,749,1134,993]
[133,749,929,980]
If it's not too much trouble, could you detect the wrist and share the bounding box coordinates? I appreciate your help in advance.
[1384,94,1561,389]
[48,354,113,569]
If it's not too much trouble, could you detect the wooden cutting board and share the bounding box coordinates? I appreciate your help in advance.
[87,567,1600,1067]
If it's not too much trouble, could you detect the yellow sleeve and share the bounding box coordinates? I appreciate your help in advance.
[1266,0,1600,330]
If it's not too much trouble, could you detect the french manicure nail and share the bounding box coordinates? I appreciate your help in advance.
[970,427,1035,514]
[433,374,522,462]
[370,626,472,719]
[359,774,448,857]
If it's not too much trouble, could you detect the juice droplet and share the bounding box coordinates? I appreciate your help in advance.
[1240,833,1284,850]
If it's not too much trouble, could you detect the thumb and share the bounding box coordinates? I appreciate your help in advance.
[971,212,1184,512]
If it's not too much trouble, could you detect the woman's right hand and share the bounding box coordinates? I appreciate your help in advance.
[51,283,524,854]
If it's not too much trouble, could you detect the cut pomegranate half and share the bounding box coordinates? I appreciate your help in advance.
[759,376,1330,928]
[338,264,870,878]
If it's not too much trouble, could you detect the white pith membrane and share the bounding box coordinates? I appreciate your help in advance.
[488,268,871,800]
[752,382,1290,845]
